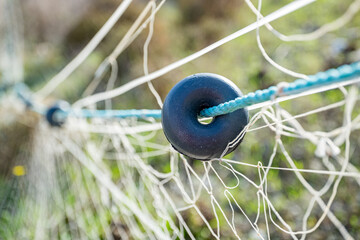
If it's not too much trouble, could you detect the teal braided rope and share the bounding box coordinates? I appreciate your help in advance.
[62,109,162,120]
[200,62,360,118]
[2,62,360,121]
[4,83,162,119]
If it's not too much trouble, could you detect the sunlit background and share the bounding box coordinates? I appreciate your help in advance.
[1,0,360,239]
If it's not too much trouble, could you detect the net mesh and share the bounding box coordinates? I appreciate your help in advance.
[1,0,360,239]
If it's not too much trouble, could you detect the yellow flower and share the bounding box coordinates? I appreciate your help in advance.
[12,165,26,176]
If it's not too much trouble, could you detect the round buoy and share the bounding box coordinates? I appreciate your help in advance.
[162,73,249,160]
[46,101,70,127]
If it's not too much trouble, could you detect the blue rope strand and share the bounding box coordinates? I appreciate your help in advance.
[2,62,359,121]
[67,109,162,119]
[4,83,162,119]
[13,83,47,115]
[200,62,360,118]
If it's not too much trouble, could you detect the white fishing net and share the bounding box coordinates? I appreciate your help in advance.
[1,0,360,239]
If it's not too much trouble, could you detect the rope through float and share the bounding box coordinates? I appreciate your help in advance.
[1,62,359,122]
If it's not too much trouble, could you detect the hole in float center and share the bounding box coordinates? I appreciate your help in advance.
[197,116,214,125]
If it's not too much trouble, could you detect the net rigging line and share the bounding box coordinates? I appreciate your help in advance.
[3,62,360,122]
[200,62,360,118]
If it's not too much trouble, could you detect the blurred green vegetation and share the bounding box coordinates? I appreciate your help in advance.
[1,0,360,239]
